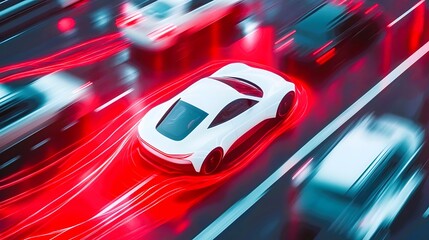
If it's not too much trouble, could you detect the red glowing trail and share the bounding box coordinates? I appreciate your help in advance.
[0,61,309,239]
[0,33,129,83]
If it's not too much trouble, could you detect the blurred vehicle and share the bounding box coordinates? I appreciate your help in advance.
[0,0,83,39]
[277,1,382,77]
[117,0,246,50]
[0,72,94,153]
[291,114,425,240]
[138,63,296,174]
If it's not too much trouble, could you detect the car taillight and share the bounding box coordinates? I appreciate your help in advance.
[139,137,192,160]
[148,25,176,41]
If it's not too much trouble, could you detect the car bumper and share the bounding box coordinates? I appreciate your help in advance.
[137,137,197,174]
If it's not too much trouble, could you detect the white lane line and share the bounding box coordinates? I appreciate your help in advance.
[0,156,20,169]
[95,88,134,112]
[30,138,50,151]
[388,0,426,28]
[194,40,429,240]
[61,120,79,132]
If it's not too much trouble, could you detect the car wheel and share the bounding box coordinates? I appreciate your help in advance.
[201,148,223,175]
[277,91,295,118]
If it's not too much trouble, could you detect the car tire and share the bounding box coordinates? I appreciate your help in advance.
[277,91,295,118]
[200,148,224,175]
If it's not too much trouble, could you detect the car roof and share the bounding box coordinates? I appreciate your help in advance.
[179,77,248,116]
[296,3,348,35]
[311,122,395,196]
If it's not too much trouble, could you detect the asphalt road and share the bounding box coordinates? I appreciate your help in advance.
[1,0,429,239]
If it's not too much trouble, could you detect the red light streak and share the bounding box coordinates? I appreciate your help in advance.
[365,4,379,15]
[275,30,296,45]
[312,40,334,56]
[0,61,310,239]
[275,38,294,52]
[0,34,129,84]
[316,48,336,65]
[348,1,364,12]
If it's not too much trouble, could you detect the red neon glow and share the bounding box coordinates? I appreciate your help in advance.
[316,48,336,65]
[0,61,310,239]
[312,40,334,56]
[57,17,76,33]
[348,1,364,12]
[409,0,426,52]
[276,38,294,52]
[365,4,379,15]
[0,33,129,83]
[116,3,144,27]
[275,30,296,45]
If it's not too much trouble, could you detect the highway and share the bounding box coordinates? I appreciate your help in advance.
[0,0,429,239]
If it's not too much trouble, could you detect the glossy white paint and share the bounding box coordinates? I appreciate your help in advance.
[137,63,295,172]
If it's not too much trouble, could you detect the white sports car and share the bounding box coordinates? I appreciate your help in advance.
[118,0,245,50]
[137,63,296,174]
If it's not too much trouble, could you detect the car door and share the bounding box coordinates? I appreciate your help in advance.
[208,97,262,150]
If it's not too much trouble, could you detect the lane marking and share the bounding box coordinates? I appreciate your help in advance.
[95,88,134,112]
[0,156,20,169]
[194,40,429,240]
[30,138,50,151]
[388,0,426,27]
[61,120,79,132]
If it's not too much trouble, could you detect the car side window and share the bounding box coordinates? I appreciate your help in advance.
[209,99,258,128]
[188,0,213,12]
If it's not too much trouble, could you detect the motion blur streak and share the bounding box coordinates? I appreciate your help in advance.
[409,0,426,52]
[0,33,129,83]
[0,62,309,239]
[387,0,426,27]
[194,40,429,240]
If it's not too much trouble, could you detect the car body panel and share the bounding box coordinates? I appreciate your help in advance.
[138,63,295,172]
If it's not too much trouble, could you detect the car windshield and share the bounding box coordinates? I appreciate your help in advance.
[156,100,208,141]
[144,1,172,19]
